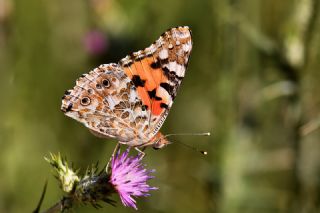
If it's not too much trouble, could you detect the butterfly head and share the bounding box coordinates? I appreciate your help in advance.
[151,132,171,149]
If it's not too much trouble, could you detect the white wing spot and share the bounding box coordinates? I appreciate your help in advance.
[159,49,169,59]
[182,44,191,52]
[145,44,157,55]
[175,64,185,77]
[105,96,116,110]
[120,55,132,66]
[133,51,145,60]
[166,62,185,77]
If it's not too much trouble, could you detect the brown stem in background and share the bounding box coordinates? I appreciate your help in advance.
[41,197,73,213]
[33,180,48,213]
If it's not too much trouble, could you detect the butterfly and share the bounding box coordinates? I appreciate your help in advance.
[61,26,192,149]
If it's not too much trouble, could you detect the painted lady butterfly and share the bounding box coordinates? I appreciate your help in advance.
[61,26,192,149]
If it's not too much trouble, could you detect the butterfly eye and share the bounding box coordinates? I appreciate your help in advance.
[102,79,110,87]
[153,139,163,150]
[80,97,91,106]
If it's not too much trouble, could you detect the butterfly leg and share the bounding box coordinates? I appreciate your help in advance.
[106,143,121,173]
[135,147,146,159]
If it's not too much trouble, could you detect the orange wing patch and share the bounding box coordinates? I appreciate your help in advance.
[122,57,170,116]
[144,57,165,87]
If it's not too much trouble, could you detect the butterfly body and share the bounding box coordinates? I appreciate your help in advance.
[61,26,192,149]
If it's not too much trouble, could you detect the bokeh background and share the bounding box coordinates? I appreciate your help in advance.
[1,0,320,212]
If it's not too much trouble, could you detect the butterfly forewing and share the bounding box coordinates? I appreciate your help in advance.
[119,26,192,141]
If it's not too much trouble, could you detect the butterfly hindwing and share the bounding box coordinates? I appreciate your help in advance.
[61,63,150,143]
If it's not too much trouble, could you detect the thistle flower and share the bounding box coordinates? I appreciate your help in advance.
[109,148,158,210]
[44,148,157,212]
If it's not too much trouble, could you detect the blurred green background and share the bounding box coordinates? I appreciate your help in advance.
[1,0,320,212]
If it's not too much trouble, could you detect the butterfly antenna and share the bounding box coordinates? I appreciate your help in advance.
[164,132,211,138]
[174,140,208,155]
[163,132,211,155]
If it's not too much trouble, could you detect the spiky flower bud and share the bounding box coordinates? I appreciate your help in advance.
[45,153,79,193]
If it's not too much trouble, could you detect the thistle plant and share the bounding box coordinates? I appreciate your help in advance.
[36,146,157,212]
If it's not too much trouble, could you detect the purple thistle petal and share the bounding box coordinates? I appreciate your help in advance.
[109,148,157,210]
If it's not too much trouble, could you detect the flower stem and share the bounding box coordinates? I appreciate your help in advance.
[41,197,73,213]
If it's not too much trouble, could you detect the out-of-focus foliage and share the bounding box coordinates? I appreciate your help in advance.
[1,0,320,212]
